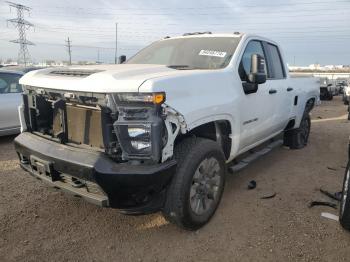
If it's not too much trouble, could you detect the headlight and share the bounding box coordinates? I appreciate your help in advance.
[112,92,166,161]
[116,123,158,159]
[127,125,152,153]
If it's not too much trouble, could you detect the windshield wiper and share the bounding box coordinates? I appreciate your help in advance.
[167,65,194,70]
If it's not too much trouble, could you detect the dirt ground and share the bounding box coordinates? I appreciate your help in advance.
[1,96,350,262]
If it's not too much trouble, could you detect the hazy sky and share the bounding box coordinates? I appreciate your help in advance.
[0,0,349,65]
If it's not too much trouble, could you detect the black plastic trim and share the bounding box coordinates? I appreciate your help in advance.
[14,132,177,213]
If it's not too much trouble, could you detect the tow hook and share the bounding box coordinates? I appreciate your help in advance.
[71,177,85,188]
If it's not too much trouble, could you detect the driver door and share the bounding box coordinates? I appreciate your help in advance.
[238,40,275,151]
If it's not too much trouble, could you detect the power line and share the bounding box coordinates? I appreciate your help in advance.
[6,1,34,66]
[29,7,349,18]
[26,0,350,11]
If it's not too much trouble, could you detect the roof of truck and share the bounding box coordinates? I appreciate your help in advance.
[161,32,279,47]
[165,32,244,40]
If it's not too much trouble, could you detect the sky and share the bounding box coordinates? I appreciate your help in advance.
[0,0,349,66]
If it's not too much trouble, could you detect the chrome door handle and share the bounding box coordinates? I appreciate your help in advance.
[269,89,277,94]
[287,87,293,92]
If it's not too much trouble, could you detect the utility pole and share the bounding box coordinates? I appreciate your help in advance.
[97,48,100,63]
[65,37,72,65]
[6,1,34,66]
[115,22,118,64]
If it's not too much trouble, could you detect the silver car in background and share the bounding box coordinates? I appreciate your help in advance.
[0,69,23,136]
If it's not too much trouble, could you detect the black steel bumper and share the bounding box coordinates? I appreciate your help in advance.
[14,132,177,214]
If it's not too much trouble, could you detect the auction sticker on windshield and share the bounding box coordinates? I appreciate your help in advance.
[199,50,227,58]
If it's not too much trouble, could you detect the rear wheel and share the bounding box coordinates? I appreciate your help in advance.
[162,137,226,230]
[284,114,311,149]
[340,163,350,230]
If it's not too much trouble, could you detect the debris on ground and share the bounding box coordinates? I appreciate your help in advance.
[317,116,322,119]
[327,167,337,171]
[260,192,276,199]
[321,212,339,221]
[320,188,342,201]
[308,201,337,209]
[247,180,256,190]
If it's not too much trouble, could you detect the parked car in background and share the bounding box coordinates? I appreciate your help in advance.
[320,85,333,100]
[0,67,41,136]
[340,140,350,230]
[342,84,350,105]
[336,80,347,95]
[0,69,23,136]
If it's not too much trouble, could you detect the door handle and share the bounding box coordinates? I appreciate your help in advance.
[269,89,277,94]
[287,87,293,92]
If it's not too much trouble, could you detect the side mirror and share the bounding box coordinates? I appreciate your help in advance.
[248,54,267,85]
[118,55,126,64]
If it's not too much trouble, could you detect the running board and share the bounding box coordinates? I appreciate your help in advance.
[229,139,283,173]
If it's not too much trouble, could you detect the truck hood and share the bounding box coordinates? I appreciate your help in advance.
[19,64,195,93]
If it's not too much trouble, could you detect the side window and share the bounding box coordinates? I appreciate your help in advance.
[239,40,265,81]
[266,44,285,79]
[0,73,22,94]
[0,79,7,92]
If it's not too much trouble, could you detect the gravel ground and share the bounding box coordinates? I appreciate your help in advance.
[0,96,350,262]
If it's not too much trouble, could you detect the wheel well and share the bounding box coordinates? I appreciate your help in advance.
[174,120,232,160]
[284,98,315,131]
[306,98,315,113]
[284,119,296,131]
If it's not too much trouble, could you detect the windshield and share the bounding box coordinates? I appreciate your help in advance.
[127,37,240,70]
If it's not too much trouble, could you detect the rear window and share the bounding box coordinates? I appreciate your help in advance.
[266,44,285,79]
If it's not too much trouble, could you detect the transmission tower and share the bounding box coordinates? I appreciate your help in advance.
[7,1,34,66]
[65,37,72,65]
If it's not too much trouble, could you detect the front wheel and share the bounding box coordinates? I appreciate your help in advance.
[162,137,226,230]
[340,163,350,230]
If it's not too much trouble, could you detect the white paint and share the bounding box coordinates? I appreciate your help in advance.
[19,33,320,161]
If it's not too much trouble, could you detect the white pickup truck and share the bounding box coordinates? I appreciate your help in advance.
[15,32,319,230]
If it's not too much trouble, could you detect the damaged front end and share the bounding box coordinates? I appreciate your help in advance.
[15,86,180,213]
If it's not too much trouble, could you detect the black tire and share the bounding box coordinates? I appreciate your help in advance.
[162,137,226,230]
[328,93,333,100]
[340,162,350,230]
[284,113,311,149]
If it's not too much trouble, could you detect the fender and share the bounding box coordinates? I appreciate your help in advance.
[185,114,241,162]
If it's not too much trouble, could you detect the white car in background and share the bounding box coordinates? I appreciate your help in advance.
[0,69,23,136]
[343,84,350,105]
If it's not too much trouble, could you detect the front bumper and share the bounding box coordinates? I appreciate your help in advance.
[14,132,176,214]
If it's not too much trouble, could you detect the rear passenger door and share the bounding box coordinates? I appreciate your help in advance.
[263,42,291,132]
